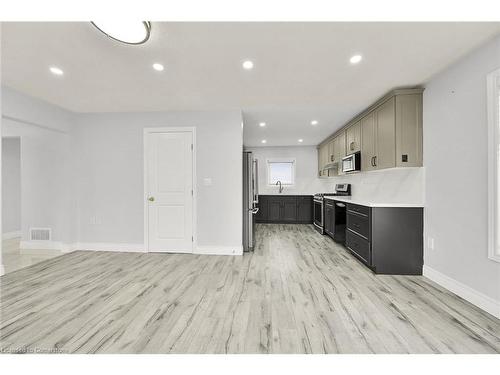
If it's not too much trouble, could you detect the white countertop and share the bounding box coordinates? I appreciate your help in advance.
[323,196,424,208]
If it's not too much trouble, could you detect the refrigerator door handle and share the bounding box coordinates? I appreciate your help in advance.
[253,159,259,203]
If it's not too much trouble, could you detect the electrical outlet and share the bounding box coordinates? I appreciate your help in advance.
[427,237,435,250]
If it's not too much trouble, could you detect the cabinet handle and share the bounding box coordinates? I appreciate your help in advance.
[330,155,333,162]
[373,156,377,166]
[371,157,375,166]
[350,142,355,151]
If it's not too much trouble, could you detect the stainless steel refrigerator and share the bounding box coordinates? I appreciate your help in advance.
[243,151,259,252]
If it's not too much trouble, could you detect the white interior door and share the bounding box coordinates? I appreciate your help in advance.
[146,130,193,253]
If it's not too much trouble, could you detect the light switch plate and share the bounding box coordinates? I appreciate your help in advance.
[427,237,434,250]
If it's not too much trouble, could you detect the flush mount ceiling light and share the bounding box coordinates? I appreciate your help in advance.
[298,139,304,143]
[49,66,64,76]
[242,60,254,70]
[91,21,151,45]
[152,63,164,71]
[311,120,318,126]
[259,122,266,127]
[261,139,267,144]
[350,54,363,64]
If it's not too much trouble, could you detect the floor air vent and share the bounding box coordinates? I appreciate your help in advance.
[30,228,52,241]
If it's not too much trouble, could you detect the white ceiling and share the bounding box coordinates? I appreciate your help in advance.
[2,22,499,146]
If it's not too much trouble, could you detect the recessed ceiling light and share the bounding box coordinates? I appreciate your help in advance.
[261,139,267,144]
[311,120,318,126]
[298,139,303,143]
[259,122,266,127]
[350,54,363,64]
[49,66,64,76]
[152,63,164,71]
[91,21,151,45]
[242,60,254,70]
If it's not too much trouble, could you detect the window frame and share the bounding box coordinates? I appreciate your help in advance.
[266,158,296,186]
[487,67,500,263]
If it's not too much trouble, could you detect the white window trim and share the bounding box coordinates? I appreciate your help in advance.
[266,158,296,186]
[487,67,500,263]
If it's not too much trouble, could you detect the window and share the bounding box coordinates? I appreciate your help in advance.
[267,159,295,185]
[488,68,500,262]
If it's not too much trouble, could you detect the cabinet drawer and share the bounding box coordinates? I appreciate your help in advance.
[325,199,335,208]
[346,203,370,217]
[347,212,369,239]
[346,230,371,266]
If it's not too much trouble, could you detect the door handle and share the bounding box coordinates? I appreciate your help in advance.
[148,197,155,202]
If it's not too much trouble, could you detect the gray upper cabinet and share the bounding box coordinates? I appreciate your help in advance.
[318,88,423,175]
[346,121,361,154]
[318,143,330,177]
[335,131,346,175]
[361,112,376,172]
[395,93,423,167]
[374,97,396,170]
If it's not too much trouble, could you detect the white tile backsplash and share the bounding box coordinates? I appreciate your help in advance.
[322,167,424,204]
[248,146,424,205]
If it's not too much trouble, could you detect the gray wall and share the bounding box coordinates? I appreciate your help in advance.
[73,111,243,248]
[2,87,243,250]
[2,137,21,234]
[1,86,77,243]
[423,35,500,304]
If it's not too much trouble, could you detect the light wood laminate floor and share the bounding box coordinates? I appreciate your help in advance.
[1,224,499,353]
[2,237,63,275]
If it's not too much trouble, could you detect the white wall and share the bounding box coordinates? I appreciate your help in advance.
[246,146,326,195]
[2,137,21,234]
[247,145,424,205]
[74,111,243,250]
[423,35,500,315]
[327,167,424,204]
[1,86,76,244]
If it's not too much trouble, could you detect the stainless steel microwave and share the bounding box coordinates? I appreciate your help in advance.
[342,152,361,173]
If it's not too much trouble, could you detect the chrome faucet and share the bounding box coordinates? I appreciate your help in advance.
[276,180,283,194]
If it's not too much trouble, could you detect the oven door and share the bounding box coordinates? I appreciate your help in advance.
[313,198,324,230]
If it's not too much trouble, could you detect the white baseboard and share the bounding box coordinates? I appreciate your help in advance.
[73,242,146,253]
[3,231,22,240]
[423,265,500,319]
[194,245,243,256]
[20,241,242,256]
[20,240,74,253]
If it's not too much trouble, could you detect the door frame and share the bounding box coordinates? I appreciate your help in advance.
[143,127,197,253]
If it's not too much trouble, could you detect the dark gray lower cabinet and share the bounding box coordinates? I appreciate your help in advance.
[268,197,282,221]
[345,203,423,275]
[256,195,312,224]
[324,200,335,237]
